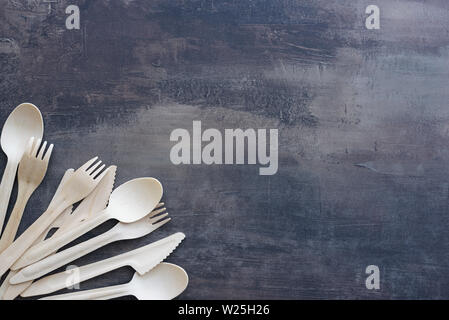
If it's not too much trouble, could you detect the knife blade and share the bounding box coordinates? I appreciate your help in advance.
[55,165,117,234]
[21,232,185,297]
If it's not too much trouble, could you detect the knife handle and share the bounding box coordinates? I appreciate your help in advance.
[0,272,33,300]
[14,227,119,283]
[0,169,75,300]
[40,284,129,300]
[0,201,69,278]
[21,232,186,297]
[12,210,111,270]
[44,169,75,232]
[22,253,128,297]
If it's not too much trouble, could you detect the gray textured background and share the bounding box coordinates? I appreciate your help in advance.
[1,0,449,299]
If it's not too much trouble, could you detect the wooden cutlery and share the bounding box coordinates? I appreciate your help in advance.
[0,137,53,253]
[13,177,164,269]
[0,167,117,300]
[41,263,188,300]
[21,232,186,297]
[12,205,170,283]
[0,169,75,300]
[51,165,117,237]
[0,157,110,277]
[0,103,43,231]
[0,104,188,300]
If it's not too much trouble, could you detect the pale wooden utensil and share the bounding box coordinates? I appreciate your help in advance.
[13,206,170,283]
[41,263,188,300]
[0,157,110,277]
[0,103,43,231]
[21,232,185,297]
[0,138,53,253]
[0,169,74,300]
[41,169,75,233]
[52,165,117,236]
[13,177,164,270]
[1,167,117,300]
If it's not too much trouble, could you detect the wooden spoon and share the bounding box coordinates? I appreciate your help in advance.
[0,103,43,230]
[40,263,189,300]
[12,177,163,270]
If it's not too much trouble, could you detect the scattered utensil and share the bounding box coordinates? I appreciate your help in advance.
[0,157,110,277]
[21,232,185,297]
[0,103,43,231]
[13,177,164,270]
[0,167,118,300]
[52,165,117,236]
[0,168,74,300]
[0,138,53,253]
[2,203,165,300]
[44,169,75,233]
[0,104,188,301]
[1,167,117,300]
[13,205,170,283]
[41,263,188,300]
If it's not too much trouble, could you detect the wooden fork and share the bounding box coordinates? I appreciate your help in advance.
[0,169,74,300]
[0,157,111,277]
[0,137,53,253]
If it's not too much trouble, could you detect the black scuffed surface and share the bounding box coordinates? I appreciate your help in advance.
[1,0,449,299]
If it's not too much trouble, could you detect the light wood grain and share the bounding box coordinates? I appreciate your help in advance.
[0,157,110,277]
[13,177,163,270]
[0,138,53,253]
[21,233,185,297]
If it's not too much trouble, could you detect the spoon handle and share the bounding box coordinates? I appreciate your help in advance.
[0,270,16,300]
[0,272,32,301]
[0,201,69,277]
[22,255,128,297]
[13,227,119,283]
[0,159,18,231]
[0,169,75,300]
[12,211,111,270]
[40,284,129,300]
[0,184,33,253]
[21,233,186,297]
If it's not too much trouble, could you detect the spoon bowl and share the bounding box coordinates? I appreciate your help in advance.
[40,262,189,300]
[0,103,43,230]
[12,177,164,270]
[1,103,43,160]
[108,177,163,223]
[131,263,189,300]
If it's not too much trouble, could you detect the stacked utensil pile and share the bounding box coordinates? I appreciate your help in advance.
[0,103,188,300]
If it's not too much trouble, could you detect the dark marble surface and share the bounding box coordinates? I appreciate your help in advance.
[1,0,449,299]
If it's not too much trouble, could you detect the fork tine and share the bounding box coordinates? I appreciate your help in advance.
[32,138,42,157]
[43,144,54,162]
[37,141,47,159]
[79,157,99,171]
[91,164,105,177]
[150,212,169,223]
[149,207,166,218]
[155,202,164,209]
[151,217,171,229]
[92,166,111,181]
[86,161,102,175]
